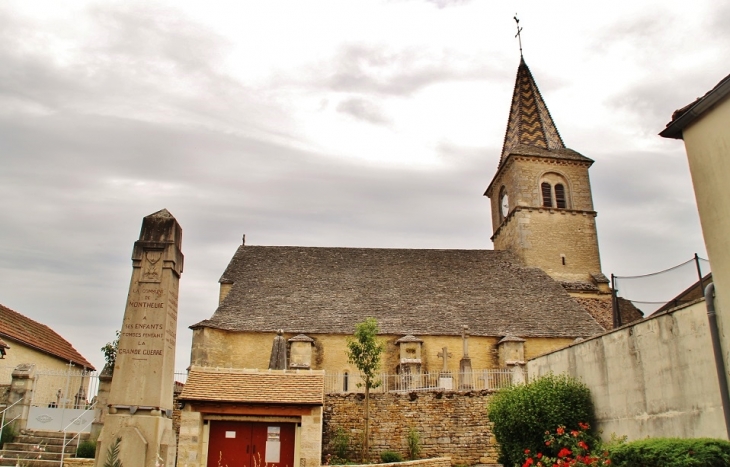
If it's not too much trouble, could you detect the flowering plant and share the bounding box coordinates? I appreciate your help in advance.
[522,423,611,467]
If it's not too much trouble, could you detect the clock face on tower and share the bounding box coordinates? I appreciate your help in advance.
[501,193,509,218]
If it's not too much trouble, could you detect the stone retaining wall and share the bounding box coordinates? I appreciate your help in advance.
[323,391,499,465]
[63,459,95,466]
[331,456,452,467]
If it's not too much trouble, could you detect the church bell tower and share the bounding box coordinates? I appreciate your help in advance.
[485,58,609,293]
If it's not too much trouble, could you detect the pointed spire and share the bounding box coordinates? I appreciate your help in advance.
[498,59,566,167]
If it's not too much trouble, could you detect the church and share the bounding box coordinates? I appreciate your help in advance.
[186,58,640,376]
[176,58,642,467]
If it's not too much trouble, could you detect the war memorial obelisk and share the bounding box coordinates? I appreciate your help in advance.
[95,209,183,467]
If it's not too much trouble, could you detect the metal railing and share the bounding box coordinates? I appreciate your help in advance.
[0,398,23,444]
[60,401,97,467]
[324,369,517,394]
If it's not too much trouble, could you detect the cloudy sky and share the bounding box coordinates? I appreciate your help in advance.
[0,0,727,372]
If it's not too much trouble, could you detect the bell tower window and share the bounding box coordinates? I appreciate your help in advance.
[538,173,570,209]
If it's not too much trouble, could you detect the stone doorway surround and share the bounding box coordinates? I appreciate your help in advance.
[176,367,324,467]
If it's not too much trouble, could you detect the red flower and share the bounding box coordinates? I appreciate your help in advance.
[525,449,531,454]
[557,448,572,458]
[578,441,589,450]
[570,430,579,437]
[522,458,534,467]
[579,422,590,430]
[556,427,565,435]
[537,453,543,459]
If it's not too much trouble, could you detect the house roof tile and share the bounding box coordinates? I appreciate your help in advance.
[179,367,324,405]
[0,303,94,369]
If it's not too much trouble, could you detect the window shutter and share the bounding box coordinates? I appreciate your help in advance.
[541,182,552,207]
[555,184,566,208]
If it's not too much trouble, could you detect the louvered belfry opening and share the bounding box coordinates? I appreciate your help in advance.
[541,182,552,207]
[555,184,566,208]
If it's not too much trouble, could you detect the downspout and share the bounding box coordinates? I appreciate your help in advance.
[706,282,730,438]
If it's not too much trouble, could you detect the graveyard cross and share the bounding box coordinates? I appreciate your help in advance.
[462,325,470,357]
[437,347,452,372]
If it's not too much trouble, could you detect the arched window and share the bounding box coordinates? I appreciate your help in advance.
[538,173,570,209]
[541,182,552,207]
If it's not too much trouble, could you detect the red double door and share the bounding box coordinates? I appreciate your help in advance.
[207,421,295,467]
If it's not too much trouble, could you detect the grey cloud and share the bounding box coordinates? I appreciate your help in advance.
[336,97,391,125]
[590,148,706,277]
[308,44,503,96]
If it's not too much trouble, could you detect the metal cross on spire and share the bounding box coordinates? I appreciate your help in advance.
[514,15,523,58]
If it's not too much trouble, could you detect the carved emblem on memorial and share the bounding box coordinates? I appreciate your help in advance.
[142,250,163,282]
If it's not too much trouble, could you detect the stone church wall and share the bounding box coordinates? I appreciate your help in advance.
[528,300,726,440]
[323,391,500,466]
[191,328,573,377]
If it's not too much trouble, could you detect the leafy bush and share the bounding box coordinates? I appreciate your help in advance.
[380,450,404,463]
[331,427,350,460]
[76,439,97,458]
[1,423,17,447]
[487,374,596,467]
[406,427,421,460]
[609,438,730,467]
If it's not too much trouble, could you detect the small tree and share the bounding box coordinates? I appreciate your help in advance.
[346,317,384,462]
[101,330,120,375]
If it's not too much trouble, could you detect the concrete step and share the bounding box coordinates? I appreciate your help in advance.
[0,457,70,467]
[18,431,90,442]
[4,442,76,454]
[0,448,72,462]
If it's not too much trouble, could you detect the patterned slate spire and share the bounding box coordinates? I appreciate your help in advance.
[499,58,565,167]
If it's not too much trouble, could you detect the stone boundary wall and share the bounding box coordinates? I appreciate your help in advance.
[528,301,726,440]
[331,456,452,467]
[63,460,95,466]
[323,391,499,465]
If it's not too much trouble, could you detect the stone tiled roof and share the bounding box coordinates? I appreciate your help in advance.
[574,296,643,330]
[0,303,94,369]
[193,246,605,338]
[179,367,324,405]
[500,58,566,166]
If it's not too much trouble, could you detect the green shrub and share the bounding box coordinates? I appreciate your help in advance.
[406,427,421,460]
[609,437,730,467]
[331,427,350,460]
[1,423,17,447]
[76,439,97,458]
[486,374,596,467]
[380,450,404,463]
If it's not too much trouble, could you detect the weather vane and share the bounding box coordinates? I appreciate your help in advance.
[514,15,523,58]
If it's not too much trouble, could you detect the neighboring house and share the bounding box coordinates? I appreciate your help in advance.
[0,302,95,407]
[660,71,730,380]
